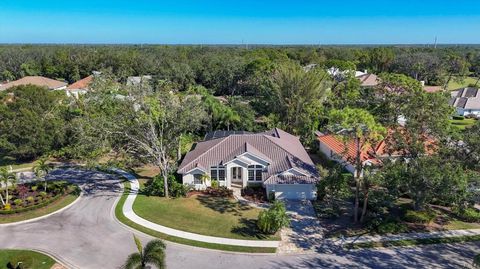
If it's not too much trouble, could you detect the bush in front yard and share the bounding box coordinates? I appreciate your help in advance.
[403,210,436,224]
[257,201,290,234]
[204,186,233,198]
[14,199,23,207]
[454,207,480,223]
[143,173,190,198]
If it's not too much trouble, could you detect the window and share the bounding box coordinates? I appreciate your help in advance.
[248,165,263,181]
[210,166,226,181]
[193,174,203,184]
[232,167,242,180]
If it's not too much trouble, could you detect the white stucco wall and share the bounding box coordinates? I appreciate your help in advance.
[318,141,355,174]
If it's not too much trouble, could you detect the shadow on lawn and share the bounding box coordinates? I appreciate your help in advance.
[196,195,251,216]
[231,218,270,239]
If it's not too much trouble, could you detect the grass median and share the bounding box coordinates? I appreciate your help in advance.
[114,182,277,253]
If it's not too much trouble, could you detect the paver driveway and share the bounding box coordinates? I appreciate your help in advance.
[0,168,478,269]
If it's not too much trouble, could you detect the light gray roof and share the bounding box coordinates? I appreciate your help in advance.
[451,87,480,110]
[178,128,319,184]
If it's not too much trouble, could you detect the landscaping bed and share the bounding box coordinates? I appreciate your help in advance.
[241,185,267,203]
[0,249,56,269]
[314,199,480,239]
[133,192,278,240]
[0,181,80,223]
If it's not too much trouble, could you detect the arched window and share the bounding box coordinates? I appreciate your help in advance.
[248,165,263,181]
[210,166,226,181]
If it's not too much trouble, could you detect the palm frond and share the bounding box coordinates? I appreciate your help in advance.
[143,239,165,256]
[122,253,142,269]
[144,252,166,269]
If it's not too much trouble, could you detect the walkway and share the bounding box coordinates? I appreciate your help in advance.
[328,228,480,246]
[112,168,280,248]
[0,168,478,268]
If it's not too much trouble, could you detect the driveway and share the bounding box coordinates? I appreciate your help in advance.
[0,168,478,269]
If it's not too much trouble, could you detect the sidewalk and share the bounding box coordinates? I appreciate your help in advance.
[111,168,280,248]
[327,228,480,246]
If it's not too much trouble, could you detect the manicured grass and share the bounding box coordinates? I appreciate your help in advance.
[115,182,277,253]
[447,76,479,91]
[0,249,56,269]
[348,234,480,249]
[0,193,79,224]
[450,118,477,130]
[133,193,278,240]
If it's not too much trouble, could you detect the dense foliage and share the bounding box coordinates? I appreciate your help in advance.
[257,201,290,234]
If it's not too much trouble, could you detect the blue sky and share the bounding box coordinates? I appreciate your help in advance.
[0,0,479,44]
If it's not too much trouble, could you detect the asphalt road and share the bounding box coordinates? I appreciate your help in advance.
[0,169,478,269]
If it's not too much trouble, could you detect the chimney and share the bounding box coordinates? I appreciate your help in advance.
[420,80,425,86]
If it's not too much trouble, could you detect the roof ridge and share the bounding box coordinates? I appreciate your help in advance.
[178,136,229,170]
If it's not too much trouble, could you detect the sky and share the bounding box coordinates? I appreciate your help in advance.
[0,0,479,44]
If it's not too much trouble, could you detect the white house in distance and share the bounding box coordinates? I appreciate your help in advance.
[177,129,320,200]
[450,87,480,117]
[0,76,67,91]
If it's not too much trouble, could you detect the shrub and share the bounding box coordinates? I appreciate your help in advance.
[14,199,23,206]
[376,219,408,234]
[204,186,233,197]
[313,201,342,219]
[211,179,219,189]
[454,207,480,223]
[26,196,35,204]
[257,201,290,234]
[142,173,190,198]
[403,210,436,224]
[473,254,480,268]
[39,191,47,198]
[31,185,38,192]
[452,115,465,120]
[3,203,11,211]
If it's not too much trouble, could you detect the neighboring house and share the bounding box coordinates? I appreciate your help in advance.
[316,130,436,175]
[317,131,386,175]
[66,75,94,98]
[126,75,152,86]
[177,128,320,200]
[450,87,480,117]
[356,73,380,88]
[0,76,67,91]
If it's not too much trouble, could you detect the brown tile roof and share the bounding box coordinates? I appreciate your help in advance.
[423,85,443,93]
[357,73,380,87]
[0,76,67,91]
[178,128,319,184]
[67,75,93,90]
[317,129,436,167]
[451,87,480,110]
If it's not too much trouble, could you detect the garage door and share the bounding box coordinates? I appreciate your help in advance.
[270,184,316,201]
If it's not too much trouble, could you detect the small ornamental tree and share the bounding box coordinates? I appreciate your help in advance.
[327,108,386,223]
[257,201,290,234]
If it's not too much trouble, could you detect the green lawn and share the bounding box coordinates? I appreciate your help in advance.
[447,76,479,91]
[450,118,477,130]
[0,249,56,269]
[115,182,276,253]
[0,193,79,224]
[133,193,278,240]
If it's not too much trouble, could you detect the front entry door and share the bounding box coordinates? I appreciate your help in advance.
[231,167,243,184]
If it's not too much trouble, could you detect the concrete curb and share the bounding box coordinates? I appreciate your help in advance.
[111,168,280,248]
[0,192,82,227]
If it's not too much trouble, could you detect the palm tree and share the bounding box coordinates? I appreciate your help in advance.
[122,235,166,269]
[33,157,51,192]
[0,167,17,206]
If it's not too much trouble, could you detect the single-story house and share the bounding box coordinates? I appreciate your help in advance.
[66,75,94,98]
[177,128,320,200]
[316,129,436,175]
[450,87,480,117]
[0,76,67,91]
[357,73,380,88]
